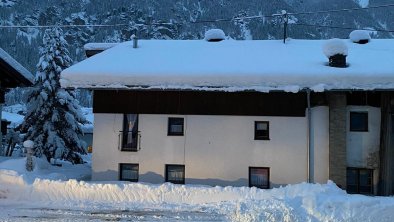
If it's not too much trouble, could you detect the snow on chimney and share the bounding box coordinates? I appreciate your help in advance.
[323,38,348,68]
[204,29,226,42]
[349,30,371,44]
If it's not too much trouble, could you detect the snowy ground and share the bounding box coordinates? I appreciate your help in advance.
[1,157,394,221]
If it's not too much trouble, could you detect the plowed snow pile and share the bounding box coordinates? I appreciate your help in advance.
[0,158,394,222]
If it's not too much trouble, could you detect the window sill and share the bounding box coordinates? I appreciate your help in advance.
[254,138,270,140]
[166,180,185,184]
[120,148,139,152]
[249,185,270,189]
[120,179,138,182]
[167,134,184,136]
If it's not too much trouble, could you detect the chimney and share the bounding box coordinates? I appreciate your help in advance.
[349,30,371,44]
[204,29,226,42]
[322,39,348,68]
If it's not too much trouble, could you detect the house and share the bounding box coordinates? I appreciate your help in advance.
[61,36,394,195]
[81,107,94,152]
[0,48,34,149]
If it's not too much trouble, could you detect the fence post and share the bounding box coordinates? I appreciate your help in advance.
[24,140,34,172]
[282,10,288,44]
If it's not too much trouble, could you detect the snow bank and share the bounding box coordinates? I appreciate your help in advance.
[0,157,91,183]
[1,165,394,222]
[322,38,348,58]
[349,30,371,43]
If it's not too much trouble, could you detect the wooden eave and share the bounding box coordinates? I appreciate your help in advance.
[0,57,33,88]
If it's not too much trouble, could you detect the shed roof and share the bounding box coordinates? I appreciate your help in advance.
[61,39,394,92]
[0,48,34,88]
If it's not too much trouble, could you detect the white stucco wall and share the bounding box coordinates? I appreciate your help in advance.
[311,106,330,184]
[346,106,381,168]
[346,106,381,193]
[92,107,329,187]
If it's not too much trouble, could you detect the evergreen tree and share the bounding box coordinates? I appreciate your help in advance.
[21,27,88,164]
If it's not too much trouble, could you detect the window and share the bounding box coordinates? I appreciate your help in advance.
[165,164,185,184]
[121,114,139,151]
[346,168,373,194]
[350,112,368,132]
[119,163,139,182]
[249,167,270,189]
[168,117,184,136]
[255,121,269,140]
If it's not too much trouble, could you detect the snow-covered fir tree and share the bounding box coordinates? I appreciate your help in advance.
[21,27,88,164]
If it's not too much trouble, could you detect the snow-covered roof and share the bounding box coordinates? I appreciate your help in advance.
[83,43,119,51]
[0,48,34,87]
[83,43,119,58]
[61,39,394,92]
[1,111,24,128]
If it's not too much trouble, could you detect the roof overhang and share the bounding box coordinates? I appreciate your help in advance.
[0,49,34,88]
[62,84,394,93]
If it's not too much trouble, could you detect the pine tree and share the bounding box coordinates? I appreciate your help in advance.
[21,27,88,164]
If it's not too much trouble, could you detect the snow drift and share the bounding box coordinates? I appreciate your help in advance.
[1,162,394,222]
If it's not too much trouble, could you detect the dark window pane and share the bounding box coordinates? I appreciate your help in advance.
[350,112,368,132]
[346,168,373,195]
[359,170,372,186]
[346,169,357,185]
[347,185,358,194]
[170,124,183,133]
[122,114,138,151]
[249,167,269,189]
[120,164,139,182]
[255,121,269,140]
[359,169,373,194]
[166,165,185,184]
[359,186,372,194]
[168,118,184,136]
[346,169,358,193]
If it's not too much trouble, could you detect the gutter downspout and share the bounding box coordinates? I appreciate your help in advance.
[0,82,2,155]
[0,102,2,154]
[306,88,314,183]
